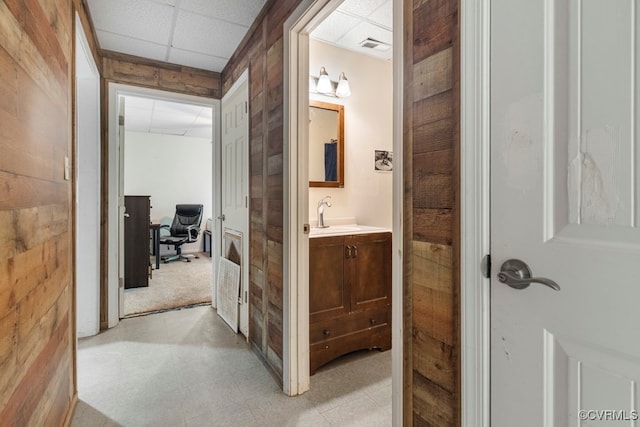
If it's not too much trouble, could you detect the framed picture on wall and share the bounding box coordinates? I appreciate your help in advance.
[374,150,393,172]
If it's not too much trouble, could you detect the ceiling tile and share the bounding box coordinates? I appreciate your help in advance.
[368,0,393,29]
[311,11,362,44]
[87,0,174,45]
[185,127,213,139]
[153,100,204,116]
[168,48,228,72]
[96,31,168,61]
[172,11,247,59]
[124,107,153,132]
[180,0,266,26]
[338,0,387,18]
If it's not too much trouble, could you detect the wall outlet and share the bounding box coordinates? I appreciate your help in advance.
[64,156,70,181]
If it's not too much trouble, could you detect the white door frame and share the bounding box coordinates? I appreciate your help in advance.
[106,83,220,327]
[284,0,491,425]
[460,0,491,426]
[218,68,250,335]
[74,12,101,338]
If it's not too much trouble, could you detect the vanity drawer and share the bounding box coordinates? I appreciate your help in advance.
[310,308,389,344]
[310,321,391,374]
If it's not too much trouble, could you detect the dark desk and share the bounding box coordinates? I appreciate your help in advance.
[150,223,161,270]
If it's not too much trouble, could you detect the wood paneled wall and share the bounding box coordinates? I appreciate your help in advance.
[404,0,461,425]
[101,50,222,98]
[222,0,302,379]
[0,0,80,424]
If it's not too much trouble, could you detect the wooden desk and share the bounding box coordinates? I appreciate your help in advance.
[150,223,161,270]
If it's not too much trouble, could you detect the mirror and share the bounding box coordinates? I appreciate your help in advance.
[309,100,344,188]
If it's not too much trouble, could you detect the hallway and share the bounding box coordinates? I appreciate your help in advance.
[72,306,391,426]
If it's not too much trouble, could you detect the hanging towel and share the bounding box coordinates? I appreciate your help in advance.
[324,141,337,181]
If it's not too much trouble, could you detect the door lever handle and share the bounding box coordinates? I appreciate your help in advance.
[497,259,560,291]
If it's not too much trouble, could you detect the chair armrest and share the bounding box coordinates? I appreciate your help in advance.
[186,224,200,242]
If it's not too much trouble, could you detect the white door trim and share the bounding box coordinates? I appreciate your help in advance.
[391,0,404,425]
[460,0,491,426]
[106,83,219,327]
[74,12,101,338]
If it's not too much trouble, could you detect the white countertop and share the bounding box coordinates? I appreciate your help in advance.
[309,224,391,238]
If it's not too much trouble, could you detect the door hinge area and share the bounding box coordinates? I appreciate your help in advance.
[481,254,491,279]
[245,290,248,304]
[245,101,248,113]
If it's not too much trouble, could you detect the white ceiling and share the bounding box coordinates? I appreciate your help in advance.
[86,0,267,72]
[95,0,393,138]
[124,95,213,139]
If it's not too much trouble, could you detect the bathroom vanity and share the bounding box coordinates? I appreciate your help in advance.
[309,226,392,374]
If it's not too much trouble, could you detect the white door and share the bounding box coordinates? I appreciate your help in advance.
[221,71,249,338]
[117,96,126,317]
[491,1,640,425]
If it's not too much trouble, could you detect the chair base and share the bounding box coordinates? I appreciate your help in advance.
[161,253,200,264]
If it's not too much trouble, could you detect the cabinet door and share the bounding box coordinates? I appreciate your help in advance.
[309,236,349,323]
[349,232,391,312]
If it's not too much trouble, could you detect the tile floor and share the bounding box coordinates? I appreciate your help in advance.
[72,305,392,426]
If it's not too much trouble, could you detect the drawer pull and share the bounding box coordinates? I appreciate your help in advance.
[353,245,358,258]
[323,329,331,337]
[345,246,352,259]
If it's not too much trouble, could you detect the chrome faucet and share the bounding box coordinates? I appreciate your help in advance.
[317,196,332,228]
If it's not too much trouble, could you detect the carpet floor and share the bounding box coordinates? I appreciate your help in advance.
[123,253,212,317]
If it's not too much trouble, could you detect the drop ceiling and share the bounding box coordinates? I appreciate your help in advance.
[90,0,392,138]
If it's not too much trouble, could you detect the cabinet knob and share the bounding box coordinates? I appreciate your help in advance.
[370,319,377,325]
[323,329,331,337]
[345,246,351,259]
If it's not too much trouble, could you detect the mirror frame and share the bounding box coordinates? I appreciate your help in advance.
[309,100,344,188]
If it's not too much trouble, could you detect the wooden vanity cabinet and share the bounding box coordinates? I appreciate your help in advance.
[309,232,392,374]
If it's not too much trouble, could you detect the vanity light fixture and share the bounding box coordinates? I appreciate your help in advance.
[310,67,351,98]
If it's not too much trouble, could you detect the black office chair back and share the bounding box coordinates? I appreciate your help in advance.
[171,204,203,238]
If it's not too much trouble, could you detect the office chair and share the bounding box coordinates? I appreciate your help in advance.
[159,204,203,263]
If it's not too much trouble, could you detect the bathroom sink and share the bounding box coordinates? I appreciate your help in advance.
[309,224,390,237]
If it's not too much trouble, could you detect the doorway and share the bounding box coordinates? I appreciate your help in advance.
[284,2,398,419]
[106,84,220,326]
[120,94,214,317]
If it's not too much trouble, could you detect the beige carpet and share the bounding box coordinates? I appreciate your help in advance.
[123,252,212,317]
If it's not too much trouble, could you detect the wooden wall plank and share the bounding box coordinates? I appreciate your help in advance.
[101,50,221,98]
[222,0,305,381]
[413,371,455,426]
[406,0,460,424]
[0,0,76,424]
